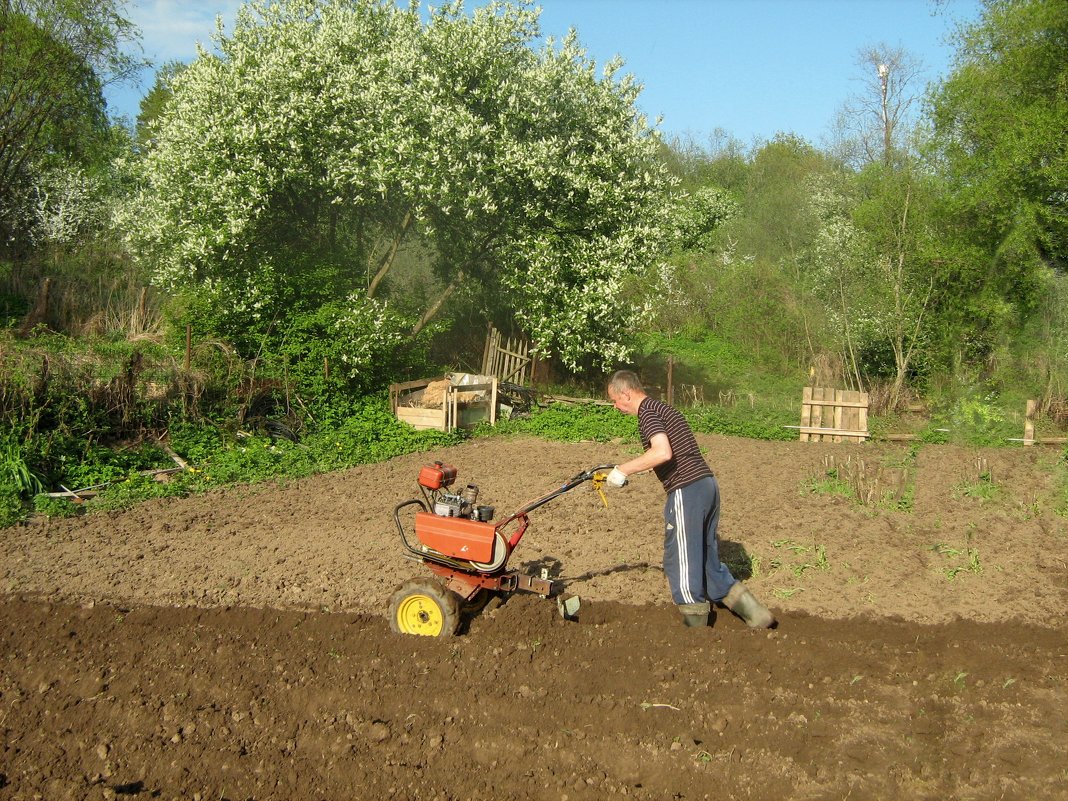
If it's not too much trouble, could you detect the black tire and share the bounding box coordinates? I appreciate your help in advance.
[387,577,462,637]
[461,589,496,616]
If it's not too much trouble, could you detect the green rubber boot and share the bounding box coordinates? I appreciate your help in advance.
[678,601,710,628]
[722,583,776,629]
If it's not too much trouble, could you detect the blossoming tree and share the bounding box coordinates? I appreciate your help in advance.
[127,0,673,371]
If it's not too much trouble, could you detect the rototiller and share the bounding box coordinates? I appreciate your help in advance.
[389,460,615,636]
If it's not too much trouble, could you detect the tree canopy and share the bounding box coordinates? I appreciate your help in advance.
[0,0,141,251]
[928,0,1068,277]
[127,0,674,370]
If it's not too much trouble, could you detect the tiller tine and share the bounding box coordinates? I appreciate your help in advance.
[556,595,581,621]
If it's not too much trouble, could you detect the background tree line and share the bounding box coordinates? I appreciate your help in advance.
[0,0,1065,467]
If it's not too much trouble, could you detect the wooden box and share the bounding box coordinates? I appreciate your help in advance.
[390,375,499,433]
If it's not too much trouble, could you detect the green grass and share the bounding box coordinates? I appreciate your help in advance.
[802,469,855,501]
[955,472,998,503]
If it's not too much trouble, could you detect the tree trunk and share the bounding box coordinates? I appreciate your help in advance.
[412,270,465,336]
[367,210,412,298]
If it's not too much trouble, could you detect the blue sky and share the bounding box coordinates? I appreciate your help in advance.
[106,0,983,147]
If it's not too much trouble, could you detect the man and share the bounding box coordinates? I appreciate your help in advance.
[605,370,775,629]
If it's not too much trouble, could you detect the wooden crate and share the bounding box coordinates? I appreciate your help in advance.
[390,376,499,433]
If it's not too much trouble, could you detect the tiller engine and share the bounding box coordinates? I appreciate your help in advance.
[389,461,614,636]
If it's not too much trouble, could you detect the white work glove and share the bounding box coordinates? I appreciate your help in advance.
[605,467,628,488]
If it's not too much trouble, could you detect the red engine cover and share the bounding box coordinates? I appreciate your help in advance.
[418,463,457,490]
[414,511,495,562]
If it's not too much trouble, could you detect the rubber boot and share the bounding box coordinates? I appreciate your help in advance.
[678,601,710,628]
[722,582,776,629]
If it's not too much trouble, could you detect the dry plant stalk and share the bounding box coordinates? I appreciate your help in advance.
[823,454,908,506]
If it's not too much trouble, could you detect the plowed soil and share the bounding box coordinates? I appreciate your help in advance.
[2,434,1067,800]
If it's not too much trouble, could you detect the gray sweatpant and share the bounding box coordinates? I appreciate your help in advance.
[662,476,737,605]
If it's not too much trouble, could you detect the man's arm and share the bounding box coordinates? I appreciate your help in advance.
[617,432,672,477]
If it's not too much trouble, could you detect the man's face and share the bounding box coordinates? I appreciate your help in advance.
[608,387,636,416]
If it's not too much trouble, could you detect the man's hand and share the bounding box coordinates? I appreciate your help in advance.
[605,466,628,488]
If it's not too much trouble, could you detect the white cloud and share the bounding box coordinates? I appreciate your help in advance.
[128,0,242,62]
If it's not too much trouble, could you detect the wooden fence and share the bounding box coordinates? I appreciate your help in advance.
[799,387,870,443]
[1021,399,1068,445]
[481,324,531,385]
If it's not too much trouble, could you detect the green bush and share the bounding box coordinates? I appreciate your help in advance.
[935,391,1017,447]
[490,402,637,442]
[0,482,23,528]
[0,433,44,495]
[305,395,460,467]
[684,404,795,441]
[32,494,81,519]
[92,472,184,512]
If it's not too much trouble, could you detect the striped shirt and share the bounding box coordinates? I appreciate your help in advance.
[637,396,713,493]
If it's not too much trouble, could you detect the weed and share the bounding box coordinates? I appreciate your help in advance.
[814,544,829,570]
[958,473,998,501]
[931,538,983,580]
[0,484,22,528]
[772,587,803,599]
[749,553,762,578]
[955,456,999,502]
[770,540,830,576]
[0,435,44,496]
[802,469,854,500]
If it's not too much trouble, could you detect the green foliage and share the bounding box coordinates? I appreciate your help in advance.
[661,129,750,194]
[928,0,1068,277]
[684,405,796,441]
[672,186,739,253]
[802,469,855,501]
[930,540,984,581]
[491,402,637,443]
[56,441,169,490]
[135,60,185,152]
[167,421,226,466]
[90,471,184,512]
[0,482,23,528]
[32,493,79,519]
[922,0,1068,369]
[640,331,748,377]
[956,472,998,502]
[306,397,461,467]
[937,391,1017,446]
[0,0,143,248]
[0,433,44,495]
[267,298,418,399]
[491,396,795,444]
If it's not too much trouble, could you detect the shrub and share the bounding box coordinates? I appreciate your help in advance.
[0,482,23,528]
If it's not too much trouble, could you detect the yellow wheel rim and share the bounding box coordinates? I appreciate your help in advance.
[396,593,444,636]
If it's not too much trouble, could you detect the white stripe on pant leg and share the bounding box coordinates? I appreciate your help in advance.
[674,490,696,604]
